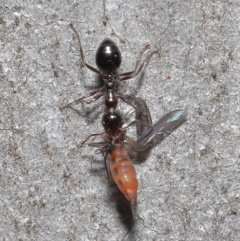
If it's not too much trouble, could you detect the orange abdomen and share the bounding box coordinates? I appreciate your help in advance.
[108,145,138,202]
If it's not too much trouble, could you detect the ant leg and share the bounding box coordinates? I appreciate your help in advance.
[69,23,104,76]
[120,43,151,77]
[119,50,158,81]
[83,93,104,104]
[81,131,105,145]
[134,44,151,71]
[89,143,112,181]
[101,148,111,181]
[59,88,103,111]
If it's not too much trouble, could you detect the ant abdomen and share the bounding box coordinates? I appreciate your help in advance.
[96,39,122,72]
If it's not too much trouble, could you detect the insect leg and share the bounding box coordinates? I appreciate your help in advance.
[59,88,104,111]
[81,131,105,145]
[119,50,158,81]
[69,23,104,75]
[119,43,151,77]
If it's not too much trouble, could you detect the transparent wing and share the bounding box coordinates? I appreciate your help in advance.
[134,97,152,140]
[138,109,186,147]
[134,97,186,147]
[124,135,146,152]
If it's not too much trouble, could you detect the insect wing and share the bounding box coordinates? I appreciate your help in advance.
[125,135,146,153]
[134,97,152,140]
[138,110,186,147]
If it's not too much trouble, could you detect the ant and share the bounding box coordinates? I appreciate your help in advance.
[60,24,186,219]
[60,23,158,113]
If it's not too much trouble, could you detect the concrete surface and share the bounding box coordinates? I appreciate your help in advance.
[1,0,240,240]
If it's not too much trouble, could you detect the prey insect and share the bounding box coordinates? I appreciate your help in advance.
[88,97,186,217]
[89,110,141,216]
[134,97,186,147]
